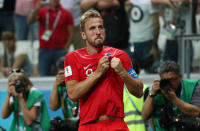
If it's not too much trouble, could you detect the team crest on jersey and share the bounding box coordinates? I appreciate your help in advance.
[105,53,112,57]
[130,5,143,23]
[65,66,72,77]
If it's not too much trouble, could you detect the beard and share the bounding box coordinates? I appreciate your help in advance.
[89,37,105,48]
[93,42,104,48]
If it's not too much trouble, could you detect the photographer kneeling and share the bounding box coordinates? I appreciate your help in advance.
[142,61,200,131]
[1,69,50,131]
[49,57,79,131]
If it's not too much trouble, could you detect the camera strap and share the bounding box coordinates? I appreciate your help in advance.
[179,84,183,100]
[45,10,62,31]
[58,86,67,118]
[16,101,26,130]
[125,87,141,115]
[17,104,19,129]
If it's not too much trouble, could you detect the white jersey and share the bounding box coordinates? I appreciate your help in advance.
[129,3,159,43]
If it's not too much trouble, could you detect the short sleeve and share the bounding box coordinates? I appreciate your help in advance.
[120,51,132,71]
[14,43,28,57]
[34,100,41,107]
[64,52,80,82]
[149,3,159,14]
[190,83,200,108]
[10,96,14,103]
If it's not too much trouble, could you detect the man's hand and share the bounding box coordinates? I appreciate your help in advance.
[96,56,110,75]
[55,70,65,86]
[2,67,11,77]
[27,0,46,24]
[161,88,177,101]
[151,79,161,95]
[110,57,124,75]
[35,0,47,11]
[9,82,23,99]
[8,82,15,97]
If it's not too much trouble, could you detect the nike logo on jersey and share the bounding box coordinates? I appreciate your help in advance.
[83,64,91,70]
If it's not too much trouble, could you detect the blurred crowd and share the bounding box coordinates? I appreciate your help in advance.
[0,0,199,77]
[0,0,200,131]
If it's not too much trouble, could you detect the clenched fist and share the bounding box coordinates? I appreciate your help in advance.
[110,57,124,75]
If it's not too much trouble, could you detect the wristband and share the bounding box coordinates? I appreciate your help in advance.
[149,92,156,98]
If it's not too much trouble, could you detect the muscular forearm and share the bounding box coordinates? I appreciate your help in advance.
[18,98,37,125]
[1,95,13,118]
[152,13,159,44]
[27,9,39,24]
[119,70,143,98]
[81,0,98,12]
[152,0,169,4]
[152,0,179,10]
[142,96,155,120]
[66,71,102,101]
[49,82,60,110]
[172,97,200,117]
[97,0,120,10]
[12,55,27,69]
[65,26,74,50]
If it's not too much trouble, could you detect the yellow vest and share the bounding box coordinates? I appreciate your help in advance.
[123,84,148,131]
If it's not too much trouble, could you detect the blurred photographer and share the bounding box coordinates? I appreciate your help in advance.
[49,56,79,131]
[0,31,33,77]
[1,69,50,131]
[142,61,200,131]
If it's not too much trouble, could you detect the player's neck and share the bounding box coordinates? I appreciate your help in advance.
[86,46,103,55]
[50,4,59,10]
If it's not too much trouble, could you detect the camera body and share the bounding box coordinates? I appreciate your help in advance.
[160,79,172,92]
[12,81,26,93]
[174,115,200,131]
[50,117,79,131]
[59,82,66,87]
[159,105,200,131]
[159,104,174,129]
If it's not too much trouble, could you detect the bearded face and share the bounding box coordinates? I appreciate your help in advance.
[81,18,105,48]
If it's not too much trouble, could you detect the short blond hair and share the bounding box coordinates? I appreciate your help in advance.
[80,10,102,32]
[8,69,33,88]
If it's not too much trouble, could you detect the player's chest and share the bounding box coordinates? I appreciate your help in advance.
[78,60,98,79]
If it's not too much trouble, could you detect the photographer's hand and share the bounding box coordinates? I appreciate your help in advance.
[55,70,65,86]
[17,94,38,125]
[161,88,177,101]
[11,86,23,99]
[162,88,200,117]
[8,81,23,99]
[1,82,15,119]
[8,82,15,97]
[142,79,160,120]
[151,79,161,95]
[50,70,65,110]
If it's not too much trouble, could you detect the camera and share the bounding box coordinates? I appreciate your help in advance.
[159,104,174,129]
[59,82,66,87]
[174,115,200,131]
[160,79,172,92]
[159,105,200,131]
[50,117,79,131]
[12,81,26,93]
